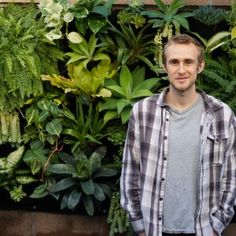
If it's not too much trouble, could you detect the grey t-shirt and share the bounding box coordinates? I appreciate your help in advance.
[163,95,204,234]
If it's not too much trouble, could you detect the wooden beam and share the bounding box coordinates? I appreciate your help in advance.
[0,0,232,6]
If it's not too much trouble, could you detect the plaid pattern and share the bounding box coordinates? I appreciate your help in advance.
[120,88,236,236]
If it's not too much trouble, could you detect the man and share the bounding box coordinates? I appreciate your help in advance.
[120,34,236,236]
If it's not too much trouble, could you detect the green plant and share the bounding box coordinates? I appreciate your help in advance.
[99,65,160,124]
[193,5,226,25]
[0,111,22,145]
[107,191,131,236]
[0,146,37,202]
[0,4,63,112]
[142,0,192,66]
[30,146,118,215]
[41,34,116,98]
[62,98,107,153]
[197,56,236,112]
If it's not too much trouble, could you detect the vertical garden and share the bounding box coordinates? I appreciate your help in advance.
[0,0,235,235]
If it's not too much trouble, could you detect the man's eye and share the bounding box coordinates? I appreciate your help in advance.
[185,60,193,64]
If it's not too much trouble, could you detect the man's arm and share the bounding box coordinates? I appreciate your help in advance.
[212,116,236,233]
[120,104,145,233]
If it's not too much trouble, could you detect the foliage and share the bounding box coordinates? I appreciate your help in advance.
[42,34,116,98]
[142,0,193,66]
[0,146,37,201]
[99,65,160,124]
[0,2,235,236]
[107,191,132,236]
[30,146,118,215]
[193,5,226,25]
[0,4,63,111]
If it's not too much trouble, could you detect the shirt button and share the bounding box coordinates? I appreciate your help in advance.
[163,157,167,161]
[160,197,163,201]
[164,136,167,140]
[161,178,165,181]
[158,217,162,221]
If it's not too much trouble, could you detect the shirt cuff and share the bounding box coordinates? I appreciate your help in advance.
[131,218,145,233]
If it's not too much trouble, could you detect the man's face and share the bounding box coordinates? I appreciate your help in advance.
[164,43,205,93]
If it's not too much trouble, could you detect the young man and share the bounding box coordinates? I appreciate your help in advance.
[120,34,236,236]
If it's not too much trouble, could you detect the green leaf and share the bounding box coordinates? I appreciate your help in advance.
[99,183,112,198]
[98,99,117,111]
[58,152,75,165]
[50,177,76,193]
[37,99,51,111]
[106,85,126,98]
[80,179,95,195]
[25,107,39,125]
[173,15,189,30]
[94,183,105,201]
[88,18,107,34]
[103,110,118,123]
[121,107,132,124]
[119,65,133,97]
[30,184,48,199]
[47,164,76,175]
[46,119,62,136]
[117,99,131,115]
[83,195,94,216]
[6,146,25,168]
[93,168,117,178]
[38,110,50,123]
[68,189,81,209]
[132,89,153,99]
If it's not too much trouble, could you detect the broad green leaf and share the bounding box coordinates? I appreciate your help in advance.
[58,152,75,165]
[132,66,145,87]
[6,146,25,168]
[98,99,117,111]
[25,107,39,125]
[106,85,126,98]
[94,183,105,201]
[99,183,112,198]
[93,167,117,178]
[134,78,159,91]
[67,32,83,44]
[38,110,50,123]
[47,164,76,175]
[88,18,107,34]
[131,89,153,99]
[173,15,189,30]
[83,195,94,216]
[103,110,118,123]
[117,99,131,115]
[68,189,81,209]
[30,184,48,199]
[46,119,62,136]
[50,177,76,193]
[207,32,230,49]
[37,99,51,111]
[121,107,132,124]
[63,12,74,23]
[80,179,94,195]
[119,66,133,97]
[231,26,236,40]
[60,193,69,210]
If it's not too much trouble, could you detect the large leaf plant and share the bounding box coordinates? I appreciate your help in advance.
[30,146,118,216]
[98,65,160,124]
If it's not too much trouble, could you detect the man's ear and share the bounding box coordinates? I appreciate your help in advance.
[198,60,205,74]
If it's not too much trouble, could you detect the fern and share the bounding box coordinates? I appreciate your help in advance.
[0,3,63,112]
[197,56,236,112]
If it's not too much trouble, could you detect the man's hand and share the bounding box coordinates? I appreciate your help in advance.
[138,232,146,236]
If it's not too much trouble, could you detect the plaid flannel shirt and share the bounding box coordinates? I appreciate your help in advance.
[120,88,236,236]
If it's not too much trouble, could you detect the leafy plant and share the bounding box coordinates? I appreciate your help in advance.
[62,98,107,153]
[98,65,160,124]
[142,0,192,66]
[197,56,236,112]
[193,5,226,25]
[30,146,118,215]
[0,146,37,201]
[41,34,116,98]
[0,4,63,111]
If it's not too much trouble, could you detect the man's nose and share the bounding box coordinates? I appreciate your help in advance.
[178,63,185,73]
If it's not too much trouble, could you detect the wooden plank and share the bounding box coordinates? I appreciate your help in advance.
[0,0,232,6]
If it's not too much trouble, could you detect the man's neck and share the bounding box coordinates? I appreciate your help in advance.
[166,87,199,111]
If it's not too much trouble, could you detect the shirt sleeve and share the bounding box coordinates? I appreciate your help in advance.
[212,115,236,233]
[120,103,145,232]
